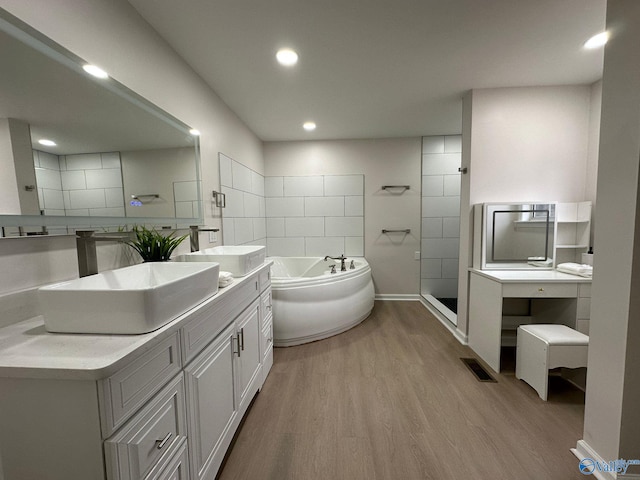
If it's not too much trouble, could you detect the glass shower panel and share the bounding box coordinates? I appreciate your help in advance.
[420,135,461,324]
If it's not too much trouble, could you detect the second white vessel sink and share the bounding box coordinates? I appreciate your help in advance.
[39,262,220,334]
[176,245,266,276]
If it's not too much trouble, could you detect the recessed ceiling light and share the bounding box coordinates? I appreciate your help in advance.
[82,64,109,79]
[38,139,56,146]
[584,31,609,49]
[303,121,316,131]
[189,128,201,136]
[276,48,298,66]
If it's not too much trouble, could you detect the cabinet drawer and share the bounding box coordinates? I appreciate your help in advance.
[259,267,271,292]
[260,289,272,321]
[145,438,189,480]
[181,276,260,364]
[502,282,577,298]
[105,375,187,480]
[100,333,182,437]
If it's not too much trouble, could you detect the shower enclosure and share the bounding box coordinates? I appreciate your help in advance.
[420,135,462,325]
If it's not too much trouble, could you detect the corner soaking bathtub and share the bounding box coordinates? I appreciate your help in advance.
[269,256,375,346]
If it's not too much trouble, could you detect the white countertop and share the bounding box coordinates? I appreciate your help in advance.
[469,268,592,283]
[0,262,271,381]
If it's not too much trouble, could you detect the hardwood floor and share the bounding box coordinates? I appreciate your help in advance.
[217,301,586,480]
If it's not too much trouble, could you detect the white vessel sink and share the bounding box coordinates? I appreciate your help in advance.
[39,262,220,334]
[176,245,266,276]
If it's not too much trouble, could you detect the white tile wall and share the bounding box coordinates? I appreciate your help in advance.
[284,176,323,197]
[65,153,103,170]
[305,197,344,217]
[286,217,324,237]
[265,175,365,257]
[219,155,267,247]
[85,168,122,189]
[61,170,86,190]
[421,135,462,303]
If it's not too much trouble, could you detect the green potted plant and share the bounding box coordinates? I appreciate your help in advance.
[126,225,188,262]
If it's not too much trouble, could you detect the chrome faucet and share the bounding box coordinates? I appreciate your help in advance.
[189,225,220,252]
[76,230,131,277]
[324,254,347,272]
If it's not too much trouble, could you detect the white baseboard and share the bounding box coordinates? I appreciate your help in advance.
[571,440,640,479]
[374,294,420,301]
[419,296,468,345]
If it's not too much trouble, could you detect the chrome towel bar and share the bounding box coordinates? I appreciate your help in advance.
[382,229,411,234]
[381,185,410,192]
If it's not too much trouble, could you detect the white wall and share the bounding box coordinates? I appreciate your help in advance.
[581,0,640,470]
[0,0,263,298]
[458,85,598,335]
[264,138,421,296]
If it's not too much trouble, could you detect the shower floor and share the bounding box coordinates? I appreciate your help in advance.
[436,297,458,314]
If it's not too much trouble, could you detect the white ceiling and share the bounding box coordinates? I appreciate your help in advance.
[128,0,606,142]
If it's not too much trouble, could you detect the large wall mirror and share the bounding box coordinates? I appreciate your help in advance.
[0,9,202,237]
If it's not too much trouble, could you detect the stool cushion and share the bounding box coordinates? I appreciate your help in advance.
[519,324,588,346]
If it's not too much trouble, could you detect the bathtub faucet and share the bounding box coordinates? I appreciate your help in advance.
[324,254,348,271]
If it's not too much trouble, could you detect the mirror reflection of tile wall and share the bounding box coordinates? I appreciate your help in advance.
[264,175,364,257]
[219,153,267,247]
[34,150,125,217]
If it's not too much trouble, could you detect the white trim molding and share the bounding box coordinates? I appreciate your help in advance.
[374,294,420,301]
[419,296,468,345]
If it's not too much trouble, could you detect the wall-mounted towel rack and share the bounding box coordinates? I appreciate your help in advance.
[382,229,411,234]
[130,194,159,204]
[382,185,410,192]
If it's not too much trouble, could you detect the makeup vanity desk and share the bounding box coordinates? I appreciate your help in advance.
[468,268,591,373]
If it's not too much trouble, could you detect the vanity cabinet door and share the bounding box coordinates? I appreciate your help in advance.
[184,323,237,480]
[236,299,262,413]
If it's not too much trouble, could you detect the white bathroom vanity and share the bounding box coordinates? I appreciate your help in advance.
[0,262,273,480]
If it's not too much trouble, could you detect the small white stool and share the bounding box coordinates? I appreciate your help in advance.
[515,324,588,401]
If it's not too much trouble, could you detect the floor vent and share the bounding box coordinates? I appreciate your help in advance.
[461,358,497,383]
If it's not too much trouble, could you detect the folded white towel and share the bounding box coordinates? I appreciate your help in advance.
[218,271,234,288]
[556,262,593,278]
[528,259,553,268]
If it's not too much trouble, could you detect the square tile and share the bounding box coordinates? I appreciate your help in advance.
[222,217,235,244]
[221,186,245,218]
[442,258,459,279]
[253,218,267,240]
[421,238,460,259]
[243,193,260,217]
[35,168,62,190]
[37,151,61,170]
[251,171,265,196]
[42,189,65,210]
[69,189,106,209]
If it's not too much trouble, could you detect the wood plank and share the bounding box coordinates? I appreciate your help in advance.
[218,300,586,480]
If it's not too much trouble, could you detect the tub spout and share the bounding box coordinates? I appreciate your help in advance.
[324,254,347,271]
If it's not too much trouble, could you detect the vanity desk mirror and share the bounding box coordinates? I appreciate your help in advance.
[468,201,592,373]
[0,8,203,238]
